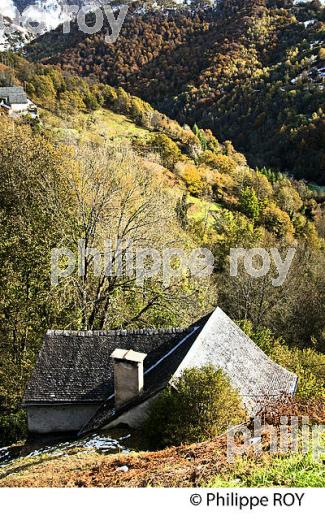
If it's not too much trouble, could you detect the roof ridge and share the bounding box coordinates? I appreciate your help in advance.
[46,327,190,337]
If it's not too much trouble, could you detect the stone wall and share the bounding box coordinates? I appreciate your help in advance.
[26,404,99,434]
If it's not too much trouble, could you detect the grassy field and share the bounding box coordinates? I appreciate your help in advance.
[208,451,325,487]
[41,108,151,145]
[187,195,220,224]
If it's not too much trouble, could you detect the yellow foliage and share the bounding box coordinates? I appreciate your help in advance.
[244,171,273,199]
[58,91,86,114]
[174,162,208,196]
[276,185,303,214]
[319,47,325,61]
[263,202,294,238]
[200,151,238,177]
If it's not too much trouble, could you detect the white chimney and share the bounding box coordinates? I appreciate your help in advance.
[110,349,147,409]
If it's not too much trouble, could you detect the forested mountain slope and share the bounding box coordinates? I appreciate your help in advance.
[0,51,324,448]
[25,0,325,183]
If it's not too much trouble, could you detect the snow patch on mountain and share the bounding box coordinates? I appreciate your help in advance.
[0,22,33,51]
[2,1,115,37]
[2,0,17,19]
[0,1,86,50]
[0,7,34,51]
[22,1,70,31]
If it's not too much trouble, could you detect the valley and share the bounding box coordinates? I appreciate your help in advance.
[24,0,325,183]
[0,0,324,492]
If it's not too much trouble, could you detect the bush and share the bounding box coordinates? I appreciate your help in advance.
[262,202,294,237]
[144,365,246,448]
[240,186,261,221]
[174,162,208,196]
[0,410,28,447]
[276,185,303,215]
[269,344,325,400]
[149,133,183,169]
[200,151,238,177]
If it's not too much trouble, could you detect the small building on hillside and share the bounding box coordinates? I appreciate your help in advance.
[0,86,37,118]
[23,307,298,435]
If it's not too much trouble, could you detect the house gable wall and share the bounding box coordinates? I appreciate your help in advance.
[10,103,29,112]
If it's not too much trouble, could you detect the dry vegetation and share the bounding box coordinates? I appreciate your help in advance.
[0,436,231,488]
[1,405,324,488]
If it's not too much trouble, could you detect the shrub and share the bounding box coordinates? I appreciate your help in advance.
[200,151,238,177]
[30,74,56,103]
[144,365,246,448]
[0,410,28,447]
[240,187,261,221]
[319,47,325,61]
[269,344,325,400]
[276,185,303,215]
[58,91,86,114]
[174,162,208,196]
[262,202,294,237]
[149,133,183,169]
[244,171,273,199]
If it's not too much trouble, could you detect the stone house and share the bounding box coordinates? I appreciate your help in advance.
[0,86,37,117]
[23,307,297,435]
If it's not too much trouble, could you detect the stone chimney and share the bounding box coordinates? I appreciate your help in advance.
[110,349,147,409]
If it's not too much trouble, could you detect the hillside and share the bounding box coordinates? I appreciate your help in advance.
[1,425,324,487]
[0,51,324,457]
[25,0,325,184]
[0,2,325,494]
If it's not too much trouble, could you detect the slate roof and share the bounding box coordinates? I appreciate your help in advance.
[23,307,298,434]
[79,325,204,434]
[172,308,298,412]
[23,326,202,405]
[0,86,28,105]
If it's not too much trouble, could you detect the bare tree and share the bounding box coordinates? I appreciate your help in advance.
[57,142,214,329]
